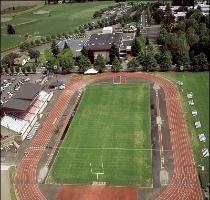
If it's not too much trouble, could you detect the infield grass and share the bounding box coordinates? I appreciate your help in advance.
[157,72,209,188]
[48,84,152,187]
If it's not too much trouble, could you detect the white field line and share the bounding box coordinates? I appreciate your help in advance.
[52,118,57,125]
[29,146,172,152]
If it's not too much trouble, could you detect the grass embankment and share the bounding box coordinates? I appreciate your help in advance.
[9,166,17,200]
[158,72,209,188]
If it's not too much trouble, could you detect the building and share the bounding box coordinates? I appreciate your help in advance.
[1,83,53,142]
[174,12,186,21]
[86,33,123,62]
[14,55,30,66]
[102,26,113,34]
[119,40,133,57]
[57,39,87,57]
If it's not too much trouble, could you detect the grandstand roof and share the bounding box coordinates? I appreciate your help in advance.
[1,115,29,134]
[12,83,43,100]
[3,98,32,112]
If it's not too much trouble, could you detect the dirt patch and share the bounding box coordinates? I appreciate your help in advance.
[57,185,138,200]
[1,17,13,23]
[1,1,44,11]
[33,10,49,15]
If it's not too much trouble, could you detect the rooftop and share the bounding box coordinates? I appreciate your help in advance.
[86,33,123,51]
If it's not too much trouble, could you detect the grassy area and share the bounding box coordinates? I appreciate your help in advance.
[9,166,17,200]
[48,84,152,187]
[1,34,24,50]
[1,2,115,50]
[157,72,209,188]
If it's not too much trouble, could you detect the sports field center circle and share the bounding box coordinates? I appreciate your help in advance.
[15,72,203,200]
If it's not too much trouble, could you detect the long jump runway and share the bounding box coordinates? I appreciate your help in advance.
[15,72,203,200]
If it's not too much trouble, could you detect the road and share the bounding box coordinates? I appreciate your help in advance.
[1,165,11,200]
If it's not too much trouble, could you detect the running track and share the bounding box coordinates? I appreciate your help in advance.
[15,72,203,200]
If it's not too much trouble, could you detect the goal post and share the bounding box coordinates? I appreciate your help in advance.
[89,162,105,184]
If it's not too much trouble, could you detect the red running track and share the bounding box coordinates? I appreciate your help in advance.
[15,72,203,200]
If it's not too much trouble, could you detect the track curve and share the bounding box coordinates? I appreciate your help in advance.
[15,72,203,200]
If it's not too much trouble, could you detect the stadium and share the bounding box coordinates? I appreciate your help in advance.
[15,72,203,200]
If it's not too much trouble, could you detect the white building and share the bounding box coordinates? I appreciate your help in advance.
[102,27,113,34]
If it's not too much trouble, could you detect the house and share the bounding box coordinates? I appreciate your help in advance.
[14,55,30,66]
[86,33,123,62]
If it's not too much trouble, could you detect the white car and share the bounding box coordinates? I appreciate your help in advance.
[25,78,30,82]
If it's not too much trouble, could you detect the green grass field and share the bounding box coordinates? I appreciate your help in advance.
[1,2,115,50]
[157,72,209,188]
[48,84,152,187]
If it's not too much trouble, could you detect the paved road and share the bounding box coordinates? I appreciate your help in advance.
[1,166,11,200]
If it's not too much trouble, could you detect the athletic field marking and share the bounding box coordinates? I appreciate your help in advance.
[52,118,57,125]
[29,146,172,152]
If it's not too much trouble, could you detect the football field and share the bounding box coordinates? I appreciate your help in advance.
[48,84,152,187]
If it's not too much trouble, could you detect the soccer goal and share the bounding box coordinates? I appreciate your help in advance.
[113,76,127,84]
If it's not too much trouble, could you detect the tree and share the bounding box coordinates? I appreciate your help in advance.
[127,58,139,71]
[78,55,91,72]
[28,49,40,63]
[174,21,186,32]
[51,40,59,57]
[1,52,18,67]
[158,28,170,45]
[95,54,106,73]
[163,13,175,32]
[63,41,69,49]
[152,9,165,24]
[81,46,89,57]
[57,49,74,72]
[132,36,145,56]
[7,24,15,34]
[186,27,199,47]
[160,50,172,71]
[144,52,158,71]
[192,53,208,71]
[166,33,190,68]
[109,43,119,63]
[44,48,57,71]
[111,57,122,72]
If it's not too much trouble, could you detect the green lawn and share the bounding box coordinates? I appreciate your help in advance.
[48,84,152,187]
[157,72,209,188]
[1,2,115,50]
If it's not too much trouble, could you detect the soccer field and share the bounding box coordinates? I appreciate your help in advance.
[48,84,152,187]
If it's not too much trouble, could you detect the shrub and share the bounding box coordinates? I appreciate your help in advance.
[35,40,41,45]
[46,36,51,42]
